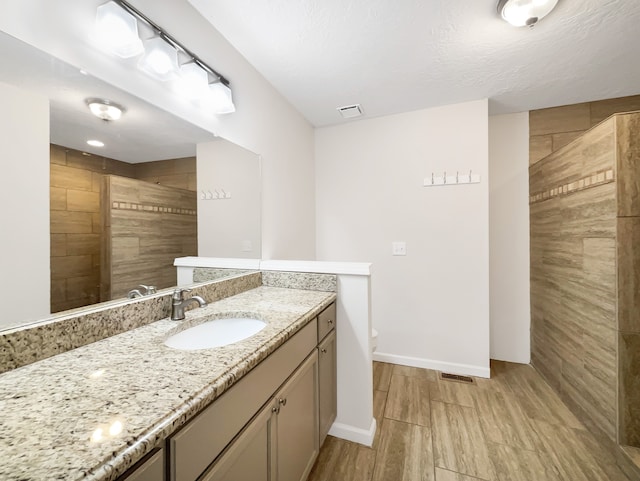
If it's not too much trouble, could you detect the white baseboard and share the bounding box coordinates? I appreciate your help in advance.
[373,351,491,378]
[328,418,377,447]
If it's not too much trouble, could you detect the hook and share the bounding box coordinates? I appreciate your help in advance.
[444,171,447,184]
[431,172,435,185]
[456,171,459,184]
[469,169,473,183]
[206,190,213,200]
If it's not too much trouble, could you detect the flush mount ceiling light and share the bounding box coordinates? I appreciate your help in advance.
[94,0,235,114]
[86,98,125,121]
[86,140,105,147]
[497,0,559,27]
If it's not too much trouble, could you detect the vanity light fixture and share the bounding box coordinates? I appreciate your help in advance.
[95,0,144,58]
[86,98,125,121]
[95,0,235,114]
[497,0,559,27]
[87,139,105,147]
[138,36,180,81]
[175,61,210,100]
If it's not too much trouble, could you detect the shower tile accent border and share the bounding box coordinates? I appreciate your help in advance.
[529,168,615,204]
[111,201,196,216]
[261,271,338,292]
[0,272,261,374]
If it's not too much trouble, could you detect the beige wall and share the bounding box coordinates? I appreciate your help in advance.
[316,99,490,376]
[0,82,50,329]
[488,113,531,364]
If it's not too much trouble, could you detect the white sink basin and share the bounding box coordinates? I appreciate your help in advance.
[165,317,267,350]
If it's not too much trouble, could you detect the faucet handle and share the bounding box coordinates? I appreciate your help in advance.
[172,287,191,301]
[138,284,156,295]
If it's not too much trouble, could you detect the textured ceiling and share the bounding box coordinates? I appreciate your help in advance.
[189,0,640,126]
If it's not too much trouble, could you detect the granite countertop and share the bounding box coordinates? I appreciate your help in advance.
[0,286,336,481]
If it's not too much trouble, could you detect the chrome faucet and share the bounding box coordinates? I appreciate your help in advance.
[171,288,207,320]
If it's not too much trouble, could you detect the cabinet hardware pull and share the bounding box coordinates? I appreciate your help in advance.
[272,406,280,414]
[328,319,334,325]
[278,398,287,406]
[321,348,327,353]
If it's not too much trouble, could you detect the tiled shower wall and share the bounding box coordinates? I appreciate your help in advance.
[101,175,197,300]
[529,109,640,451]
[529,94,640,164]
[50,145,196,313]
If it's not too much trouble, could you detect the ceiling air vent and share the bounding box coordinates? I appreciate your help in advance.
[337,104,363,119]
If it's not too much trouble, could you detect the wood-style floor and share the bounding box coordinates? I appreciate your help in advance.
[307,361,633,481]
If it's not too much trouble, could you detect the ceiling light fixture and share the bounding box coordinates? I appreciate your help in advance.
[497,0,559,27]
[86,98,125,121]
[87,140,105,147]
[95,0,235,114]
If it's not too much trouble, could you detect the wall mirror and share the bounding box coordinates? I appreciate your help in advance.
[0,30,261,329]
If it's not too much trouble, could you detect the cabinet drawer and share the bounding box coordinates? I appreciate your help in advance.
[317,303,336,342]
[169,319,317,481]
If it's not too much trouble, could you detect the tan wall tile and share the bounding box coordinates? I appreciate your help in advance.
[67,189,100,213]
[552,131,584,151]
[618,332,640,446]
[51,233,67,257]
[590,95,640,126]
[529,102,591,137]
[50,187,67,211]
[50,255,93,279]
[529,135,552,165]
[50,210,93,234]
[50,144,67,165]
[617,217,640,333]
[615,114,640,217]
[51,164,92,191]
[66,233,100,256]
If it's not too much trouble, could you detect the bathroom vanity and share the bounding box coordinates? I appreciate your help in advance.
[0,282,336,481]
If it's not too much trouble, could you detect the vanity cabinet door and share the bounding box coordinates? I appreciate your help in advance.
[318,330,337,447]
[200,402,276,481]
[118,448,164,481]
[273,351,319,481]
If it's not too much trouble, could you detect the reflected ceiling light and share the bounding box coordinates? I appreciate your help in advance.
[175,62,209,99]
[497,0,559,27]
[87,140,105,147]
[138,36,180,81]
[95,0,143,58]
[86,98,125,121]
[209,81,236,114]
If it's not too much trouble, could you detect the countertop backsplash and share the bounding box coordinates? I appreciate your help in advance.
[0,272,262,374]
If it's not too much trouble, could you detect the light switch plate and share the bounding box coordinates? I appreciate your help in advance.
[392,241,407,256]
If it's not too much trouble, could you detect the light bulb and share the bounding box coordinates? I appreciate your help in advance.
[499,0,559,27]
